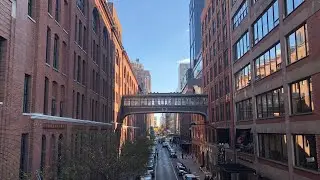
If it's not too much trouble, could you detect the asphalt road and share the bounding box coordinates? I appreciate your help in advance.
[155,144,179,180]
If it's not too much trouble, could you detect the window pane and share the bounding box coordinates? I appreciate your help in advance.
[258,19,263,42]
[265,51,270,76]
[296,26,307,60]
[286,0,294,14]
[260,56,265,78]
[267,92,273,117]
[262,95,267,118]
[273,1,279,25]
[262,14,269,37]
[276,43,282,70]
[291,82,300,114]
[257,96,262,118]
[255,59,260,79]
[268,7,274,30]
[294,0,304,9]
[288,33,297,63]
[270,47,276,73]
[272,89,280,117]
[299,79,311,112]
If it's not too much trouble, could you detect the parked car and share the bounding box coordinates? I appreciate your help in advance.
[170,152,177,158]
[140,173,152,180]
[176,164,188,171]
[178,169,188,176]
[162,142,168,147]
[147,163,154,177]
[183,174,200,180]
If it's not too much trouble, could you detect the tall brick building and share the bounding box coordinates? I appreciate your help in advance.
[229,0,320,179]
[200,0,235,173]
[0,0,138,179]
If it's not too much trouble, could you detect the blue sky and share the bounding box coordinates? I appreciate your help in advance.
[113,0,190,93]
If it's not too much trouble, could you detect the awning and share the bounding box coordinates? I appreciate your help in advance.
[215,163,256,173]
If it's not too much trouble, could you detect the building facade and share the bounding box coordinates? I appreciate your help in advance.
[201,0,235,175]
[230,0,320,180]
[130,58,153,135]
[0,0,137,179]
[190,0,205,70]
[178,62,190,91]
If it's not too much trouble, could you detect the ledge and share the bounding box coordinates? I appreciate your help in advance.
[23,113,113,126]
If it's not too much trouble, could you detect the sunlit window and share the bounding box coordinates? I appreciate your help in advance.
[290,77,313,114]
[287,24,308,64]
[293,134,319,171]
[286,0,304,15]
[253,0,279,44]
[255,43,281,80]
[235,64,251,91]
[256,87,284,119]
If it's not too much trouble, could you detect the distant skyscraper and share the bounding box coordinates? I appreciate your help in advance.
[178,62,189,91]
[189,0,204,71]
[131,59,153,132]
[131,59,151,94]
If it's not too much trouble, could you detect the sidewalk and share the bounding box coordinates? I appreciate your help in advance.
[173,145,205,180]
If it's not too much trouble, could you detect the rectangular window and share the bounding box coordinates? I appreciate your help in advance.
[293,134,318,171]
[74,16,78,42]
[235,64,251,91]
[225,76,230,94]
[259,134,288,163]
[215,84,219,100]
[83,27,87,50]
[255,42,281,80]
[220,103,224,122]
[53,34,59,69]
[19,134,29,179]
[78,20,82,46]
[287,24,308,64]
[226,102,231,121]
[214,63,217,77]
[216,105,220,121]
[234,32,250,60]
[256,87,284,119]
[81,95,85,119]
[55,0,60,22]
[219,80,224,97]
[23,74,31,113]
[286,0,304,15]
[290,77,313,114]
[28,0,33,17]
[209,68,213,81]
[48,0,52,14]
[232,0,248,28]
[44,77,49,114]
[236,98,252,121]
[82,61,86,85]
[76,92,80,119]
[72,91,75,118]
[46,27,51,64]
[73,52,76,80]
[224,50,229,68]
[253,1,279,44]
[77,56,81,82]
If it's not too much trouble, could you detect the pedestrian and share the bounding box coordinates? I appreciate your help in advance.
[156,152,159,158]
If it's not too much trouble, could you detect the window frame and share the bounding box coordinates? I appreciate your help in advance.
[290,77,313,114]
[286,23,308,64]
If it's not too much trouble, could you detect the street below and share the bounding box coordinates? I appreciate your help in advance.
[155,144,179,180]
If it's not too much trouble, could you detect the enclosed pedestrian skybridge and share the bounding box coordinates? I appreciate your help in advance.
[117,93,208,124]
